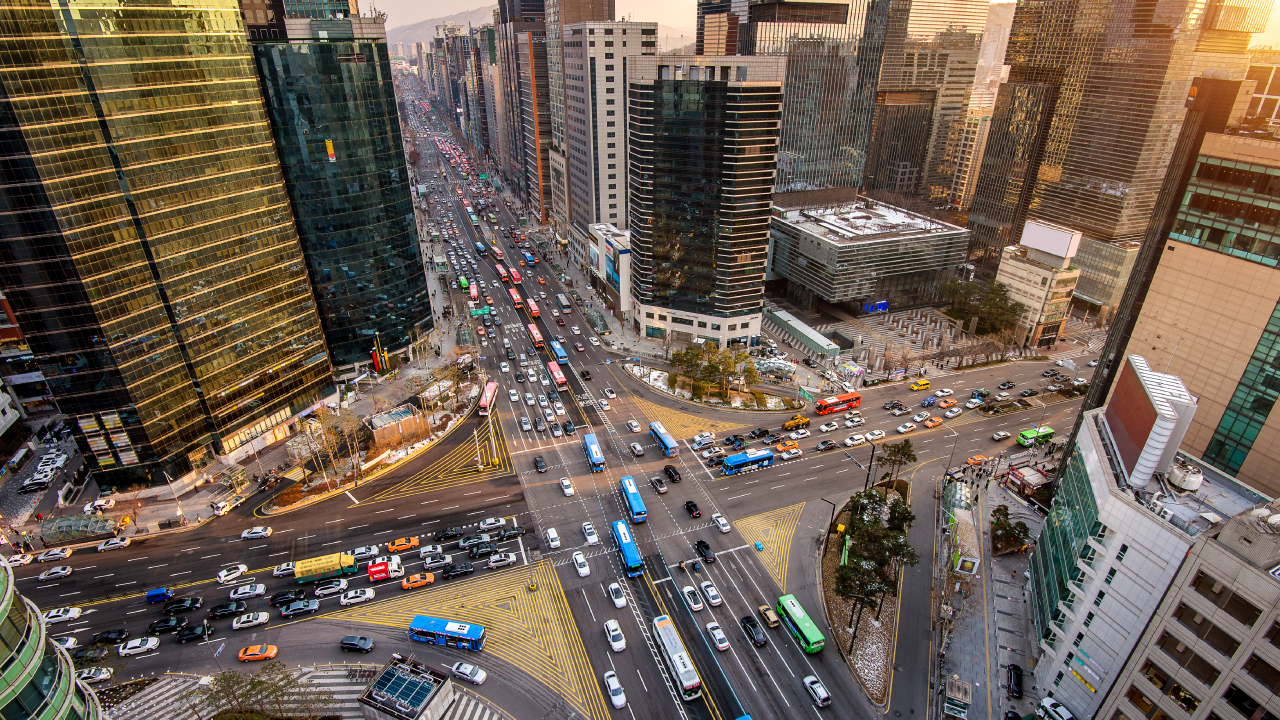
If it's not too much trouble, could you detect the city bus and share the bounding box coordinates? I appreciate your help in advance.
[583,433,606,472]
[495,264,510,282]
[653,615,702,701]
[547,361,567,391]
[776,594,826,653]
[509,268,523,284]
[469,284,478,301]
[469,213,480,227]
[408,615,485,651]
[458,275,469,290]
[492,248,505,262]
[522,250,537,265]
[462,198,471,210]
[649,421,679,457]
[477,382,499,416]
[508,289,524,309]
[487,213,497,223]
[556,294,572,313]
[548,340,568,364]
[1017,426,1055,447]
[473,241,486,255]
[456,188,463,197]
[722,448,775,476]
[815,391,862,415]
[619,475,647,522]
[526,299,541,318]
[527,323,544,348]
[612,520,644,577]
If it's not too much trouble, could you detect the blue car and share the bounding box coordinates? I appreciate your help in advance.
[921,396,937,407]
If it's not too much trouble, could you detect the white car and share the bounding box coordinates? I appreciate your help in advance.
[605,619,626,652]
[500,361,510,373]
[707,621,730,651]
[479,517,506,531]
[230,583,266,600]
[37,548,72,563]
[865,430,886,441]
[995,392,1011,401]
[451,661,488,685]
[912,411,930,423]
[553,402,566,416]
[789,428,811,440]
[537,394,548,407]
[524,392,535,406]
[700,581,723,607]
[240,527,272,540]
[233,612,270,630]
[712,513,731,533]
[589,337,600,346]
[6,554,32,567]
[44,607,82,624]
[629,442,644,456]
[608,582,627,608]
[273,562,295,577]
[97,537,130,552]
[603,670,627,709]
[583,522,601,545]
[38,565,71,581]
[339,588,375,606]
[560,477,575,496]
[508,388,519,402]
[700,447,725,460]
[599,399,611,411]
[896,423,917,434]
[818,422,838,433]
[844,434,866,447]
[682,585,705,611]
[217,564,248,583]
[487,552,518,569]
[1073,377,1088,386]
[51,636,77,649]
[844,417,865,428]
[944,407,963,419]
[966,398,984,409]
[693,431,715,444]
[416,545,444,558]
[118,637,159,657]
[935,388,954,397]
[571,326,581,335]
[545,528,561,549]
[781,448,802,460]
[314,579,348,597]
[572,551,590,577]
[626,420,641,432]
[77,667,113,684]
[603,388,617,399]
[993,431,1012,441]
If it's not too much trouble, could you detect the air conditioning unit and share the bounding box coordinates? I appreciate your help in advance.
[1158,507,1174,521]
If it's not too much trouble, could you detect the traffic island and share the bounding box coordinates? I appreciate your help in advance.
[625,364,804,411]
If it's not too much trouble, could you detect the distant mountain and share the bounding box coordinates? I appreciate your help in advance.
[388,4,498,48]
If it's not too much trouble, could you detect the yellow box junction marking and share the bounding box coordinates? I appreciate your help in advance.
[361,412,513,504]
[733,502,805,594]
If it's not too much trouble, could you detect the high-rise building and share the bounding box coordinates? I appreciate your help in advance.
[696,0,742,55]
[965,0,1270,281]
[0,0,333,486]
[1244,46,1280,127]
[737,0,890,191]
[278,0,354,20]
[0,557,105,719]
[993,220,1081,348]
[249,15,434,370]
[518,29,552,221]
[627,56,784,346]
[496,0,546,196]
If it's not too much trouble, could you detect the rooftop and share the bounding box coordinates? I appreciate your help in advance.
[773,196,965,247]
[588,223,630,249]
[358,655,448,720]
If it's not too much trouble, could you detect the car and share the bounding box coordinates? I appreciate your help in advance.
[339,635,375,653]
[803,675,832,707]
[921,396,937,407]
[148,616,190,635]
[269,589,305,607]
[478,517,506,531]
[923,417,944,428]
[571,326,581,335]
[844,434,866,447]
[935,388,954,397]
[589,337,600,346]
[96,537,131,552]
[313,579,348,597]
[458,533,493,549]
[682,585,705,611]
[789,428,811,440]
[1021,388,1039,397]
[487,552,518,569]
[695,539,716,563]
[912,411,930,423]
[451,661,488,685]
[604,618,627,652]
[499,526,527,540]
[1088,359,1100,367]
[533,455,546,472]
[1046,384,1063,392]
[580,369,592,381]
[6,554,32,567]
[781,448,802,460]
[515,371,526,383]
[607,582,627,609]
[966,398,984,409]
[626,420,641,433]
[420,553,453,570]
[434,527,464,541]
[240,527,272,540]
[238,644,278,662]
[896,423,917,434]
[1073,377,1088,386]
[693,431,715,443]
[701,581,723,606]
[882,400,901,410]
[339,588,375,606]
[944,407,963,419]
[748,427,770,439]
[967,455,989,466]
[553,401,566,416]
[162,597,203,615]
[700,447,725,460]
[36,548,72,563]
[1006,663,1024,698]
[232,613,269,630]
[520,416,532,431]
[712,513,731,533]
[602,387,617,399]
[76,667,113,684]
[468,542,499,559]
[741,615,768,646]
[999,381,1016,389]
[279,600,320,618]
[501,361,511,374]
[938,398,957,409]
[707,621,730,651]
[992,431,1012,441]
[845,417,865,428]
[598,399,611,411]
[603,670,627,709]
[891,407,910,416]
[70,645,110,664]
[629,442,644,456]
[229,583,266,601]
[572,551,590,577]
[558,318,566,326]
[819,421,839,433]
[683,500,701,518]
[583,522,601,545]
[664,465,683,483]
[175,624,216,643]
[92,629,129,645]
[524,392,535,406]
[815,440,838,452]
[38,565,72,581]
[208,601,247,619]
[441,563,475,579]
[560,477,575,496]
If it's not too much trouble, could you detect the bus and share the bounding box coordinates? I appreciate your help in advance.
[815,391,862,415]
[526,299,541,318]
[487,213,497,223]
[556,294,573,313]
[1017,426,1055,447]
[473,241,486,255]
[508,289,524,308]
[583,433,606,472]
[776,594,826,653]
[469,284,478,301]
[547,361,568,391]
[495,264,510,282]
[527,323,544,348]
[548,340,568,364]
[478,381,499,416]
[492,248,505,262]
[649,421,679,457]
[293,553,358,584]
[462,198,471,210]
[653,615,702,701]
[620,475,648,522]
[409,615,485,651]
[469,213,480,227]
[522,250,537,265]
[509,268,523,284]
[456,188,463,197]
[458,275,469,290]
[612,520,644,577]
[722,448,775,476]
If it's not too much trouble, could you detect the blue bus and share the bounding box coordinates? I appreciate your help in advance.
[522,250,536,265]
[612,520,644,577]
[583,433,606,472]
[474,241,486,255]
[649,421,679,458]
[619,475,647,522]
[722,448,775,476]
[549,340,569,364]
[408,615,485,651]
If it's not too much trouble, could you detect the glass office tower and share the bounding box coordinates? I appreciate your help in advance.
[0,0,332,487]
[251,17,434,369]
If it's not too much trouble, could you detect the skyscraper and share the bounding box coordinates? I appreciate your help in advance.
[0,0,332,486]
[495,0,546,196]
[627,56,784,346]
[518,29,552,221]
[249,14,435,369]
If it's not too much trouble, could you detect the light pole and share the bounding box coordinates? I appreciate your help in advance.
[162,471,187,525]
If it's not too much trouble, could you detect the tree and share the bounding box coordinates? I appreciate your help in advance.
[879,439,918,481]
[940,280,1028,336]
[199,661,337,720]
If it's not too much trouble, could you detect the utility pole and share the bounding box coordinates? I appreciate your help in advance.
[864,442,878,491]
[162,471,187,525]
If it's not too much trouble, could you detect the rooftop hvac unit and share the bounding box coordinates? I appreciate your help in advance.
[1166,461,1203,493]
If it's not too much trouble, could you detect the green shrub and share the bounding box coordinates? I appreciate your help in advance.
[751,390,766,408]
[667,372,679,392]
[692,382,703,402]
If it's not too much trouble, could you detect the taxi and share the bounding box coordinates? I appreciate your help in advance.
[967,455,989,466]
[388,537,419,553]
[923,417,943,428]
[538,277,547,284]
[402,573,435,590]
[938,398,958,409]
[238,645,278,662]
[775,439,799,454]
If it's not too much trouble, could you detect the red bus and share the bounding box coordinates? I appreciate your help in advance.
[527,323,544,348]
[508,288,524,308]
[815,391,862,415]
[495,264,510,282]
[492,248,505,262]
[509,268,522,284]
[469,284,478,301]
[526,299,541,318]
[547,361,567,391]
[478,382,499,416]
[455,188,463,198]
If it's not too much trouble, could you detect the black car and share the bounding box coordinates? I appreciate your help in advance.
[974,388,991,398]
[279,600,320,619]
[802,358,817,368]
[695,539,716,563]
[499,526,527,540]
[815,440,838,452]
[684,500,701,518]
[468,542,499,559]
[741,615,768,646]
[515,371,526,383]
[882,400,898,410]
[707,457,725,467]
[762,434,780,444]
[162,597,204,615]
[269,589,306,607]
[534,456,547,473]
[1020,388,1039,397]
[442,563,474,579]
[147,616,189,635]
[71,646,110,663]
[1042,369,1056,377]
[563,419,576,435]
[580,370,592,380]
[748,428,769,439]
[664,465,682,483]
[19,480,49,493]
[1006,664,1024,698]
[175,623,215,643]
[506,348,515,360]
[208,601,247,620]
[91,629,129,645]
[434,526,464,541]
[722,434,745,446]
[340,635,375,653]
[999,381,1016,390]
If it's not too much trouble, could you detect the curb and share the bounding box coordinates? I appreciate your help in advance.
[617,362,809,415]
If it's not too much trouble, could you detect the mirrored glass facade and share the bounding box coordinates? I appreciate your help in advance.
[252,20,434,368]
[0,0,331,487]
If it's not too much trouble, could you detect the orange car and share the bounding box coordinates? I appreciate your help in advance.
[967,455,989,466]
[538,277,547,284]
[388,537,419,553]
[923,417,943,428]
[402,572,435,590]
[776,440,799,453]
[238,644,278,662]
[938,398,958,409]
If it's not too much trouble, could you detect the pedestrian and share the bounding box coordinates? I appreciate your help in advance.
[35,513,42,521]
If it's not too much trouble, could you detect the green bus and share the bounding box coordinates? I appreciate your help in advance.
[1017,425,1055,447]
[487,213,497,223]
[777,594,825,653]
[458,275,470,290]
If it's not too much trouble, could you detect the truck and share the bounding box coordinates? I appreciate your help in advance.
[781,415,811,431]
[210,495,247,516]
[293,553,358,584]
[367,557,404,582]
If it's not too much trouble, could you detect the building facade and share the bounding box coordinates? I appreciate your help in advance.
[585,223,632,319]
[627,56,784,347]
[517,30,552,221]
[993,220,1082,348]
[1244,46,1280,127]
[495,0,546,198]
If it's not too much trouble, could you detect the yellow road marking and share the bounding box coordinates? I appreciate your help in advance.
[360,412,512,504]
[732,502,804,594]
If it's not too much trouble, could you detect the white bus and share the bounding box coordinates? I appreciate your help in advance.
[653,615,701,701]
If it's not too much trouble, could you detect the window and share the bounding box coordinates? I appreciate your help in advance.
[1105,568,1117,585]
[711,323,721,331]
[589,41,595,47]
[1223,683,1278,720]
[1084,612,1095,628]
[728,324,736,331]
[606,99,615,105]
[607,142,615,148]
[608,194,616,199]
[1094,591,1106,606]
[1244,653,1280,693]
[607,110,615,116]
[1054,672,1063,687]
[1126,685,1154,715]
[1190,570,1263,627]
[608,184,616,189]
[605,53,613,59]
[645,312,654,319]
[741,322,750,329]
[1156,630,1223,685]
[603,28,612,34]
[608,164,615,169]
[607,132,615,137]
[672,317,694,326]
[608,174,616,179]
[604,41,613,47]
[697,321,707,328]
[606,76,614,82]
[658,315,667,321]
[608,153,616,159]
[607,121,615,127]
[1065,651,1075,666]
[1116,544,1128,562]
[609,204,616,209]
[605,64,614,70]
[1074,632,1084,647]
